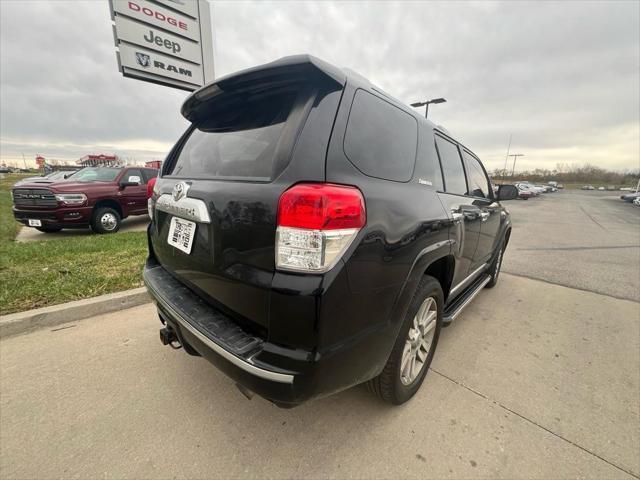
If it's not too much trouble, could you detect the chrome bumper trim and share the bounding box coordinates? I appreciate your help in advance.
[155,194,211,223]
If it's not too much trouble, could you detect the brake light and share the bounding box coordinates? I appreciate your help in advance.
[276,183,365,273]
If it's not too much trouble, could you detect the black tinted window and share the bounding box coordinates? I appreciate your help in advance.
[142,169,157,182]
[462,150,490,198]
[417,128,444,191]
[344,90,417,182]
[435,136,467,195]
[170,90,297,180]
[68,167,121,182]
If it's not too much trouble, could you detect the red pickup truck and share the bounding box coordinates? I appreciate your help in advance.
[12,166,158,234]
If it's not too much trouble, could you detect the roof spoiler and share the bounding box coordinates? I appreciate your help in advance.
[181,55,347,122]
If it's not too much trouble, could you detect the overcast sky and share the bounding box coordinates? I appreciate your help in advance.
[1,0,639,172]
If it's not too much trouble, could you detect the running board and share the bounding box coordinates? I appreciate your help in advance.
[443,274,491,325]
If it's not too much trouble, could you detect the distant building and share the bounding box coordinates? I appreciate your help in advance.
[77,154,123,167]
[145,160,162,169]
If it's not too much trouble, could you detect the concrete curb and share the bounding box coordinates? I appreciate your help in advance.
[0,288,151,338]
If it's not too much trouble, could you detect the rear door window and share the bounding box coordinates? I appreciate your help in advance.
[435,135,467,195]
[344,90,417,182]
[142,169,157,183]
[168,90,299,181]
[462,150,491,198]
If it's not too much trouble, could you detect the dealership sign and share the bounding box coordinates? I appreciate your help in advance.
[109,0,214,91]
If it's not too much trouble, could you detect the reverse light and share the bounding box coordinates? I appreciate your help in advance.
[54,193,87,205]
[276,183,365,273]
[148,198,155,220]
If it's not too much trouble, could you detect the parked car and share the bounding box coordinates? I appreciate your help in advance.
[516,184,534,199]
[556,183,564,189]
[620,192,640,202]
[518,189,534,200]
[516,183,539,196]
[11,166,158,233]
[620,187,635,191]
[13,170,69,186]
[597,186,605,191]
[143,55,518,407]
[582,185,595,190]
[606,186,617,191]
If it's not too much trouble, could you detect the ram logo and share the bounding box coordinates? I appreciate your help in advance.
[135,52,151,68]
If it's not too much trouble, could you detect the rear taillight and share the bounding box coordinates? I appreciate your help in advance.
[276,183,366,273]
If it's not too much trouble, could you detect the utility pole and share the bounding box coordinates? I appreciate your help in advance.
[503,134,512,179]
[509,153,525,178]
[21,152,27,169]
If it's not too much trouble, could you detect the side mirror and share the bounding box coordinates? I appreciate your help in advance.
[119,181,138,189]
[497,184,519,201]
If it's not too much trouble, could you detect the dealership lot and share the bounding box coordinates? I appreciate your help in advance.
[1,192,639,479]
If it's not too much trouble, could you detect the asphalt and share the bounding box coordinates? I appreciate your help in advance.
[15,215,149,242]
[502,190,640,301]
[1,191,639,479]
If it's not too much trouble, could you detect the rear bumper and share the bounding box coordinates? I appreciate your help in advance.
[12,206,93,227]
[143,260,317,406]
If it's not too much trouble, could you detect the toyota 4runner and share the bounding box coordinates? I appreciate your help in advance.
[144,55,518,407]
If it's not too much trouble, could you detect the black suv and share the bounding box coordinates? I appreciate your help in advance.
[143,55,517,407]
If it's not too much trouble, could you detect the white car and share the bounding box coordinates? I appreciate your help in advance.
[516,183,540,196]
[598,186,606,191]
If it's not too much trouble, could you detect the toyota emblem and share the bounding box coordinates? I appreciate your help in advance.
[172,182,189,201]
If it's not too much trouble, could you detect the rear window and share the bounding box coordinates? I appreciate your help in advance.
[344,90,417,182]
[169,90,298,181]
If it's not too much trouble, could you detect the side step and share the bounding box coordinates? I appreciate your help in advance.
[443,274,491,325]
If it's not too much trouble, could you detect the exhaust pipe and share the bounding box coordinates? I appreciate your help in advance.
[235,383,254,401]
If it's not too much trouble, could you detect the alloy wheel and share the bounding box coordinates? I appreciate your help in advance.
[400,296,437,385]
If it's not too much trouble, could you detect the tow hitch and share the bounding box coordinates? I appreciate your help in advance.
[159,327,181,349]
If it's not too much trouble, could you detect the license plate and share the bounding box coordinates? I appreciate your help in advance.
[167,216,196,254]
[28,219,42,227]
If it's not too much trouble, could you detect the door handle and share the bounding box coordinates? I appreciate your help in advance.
[451,206,464,223]
[480,211,490,222]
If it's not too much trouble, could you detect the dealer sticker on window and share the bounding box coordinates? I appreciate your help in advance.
[167,216,196,254]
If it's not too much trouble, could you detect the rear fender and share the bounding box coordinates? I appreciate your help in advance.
[370,241,454,377]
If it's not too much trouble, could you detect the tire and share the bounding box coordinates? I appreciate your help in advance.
[91,207,121,234]
[485,239,505,289]
[35,226,62,233]
[367,276,443,405]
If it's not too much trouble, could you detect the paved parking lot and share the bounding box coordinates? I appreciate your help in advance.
[1,192,639,479]
[502,189,640,301]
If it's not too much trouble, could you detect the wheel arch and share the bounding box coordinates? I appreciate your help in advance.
[388,242,455,332]
[93,199,123,219]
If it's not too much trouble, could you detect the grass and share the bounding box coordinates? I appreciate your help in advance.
[0,174,148,315]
